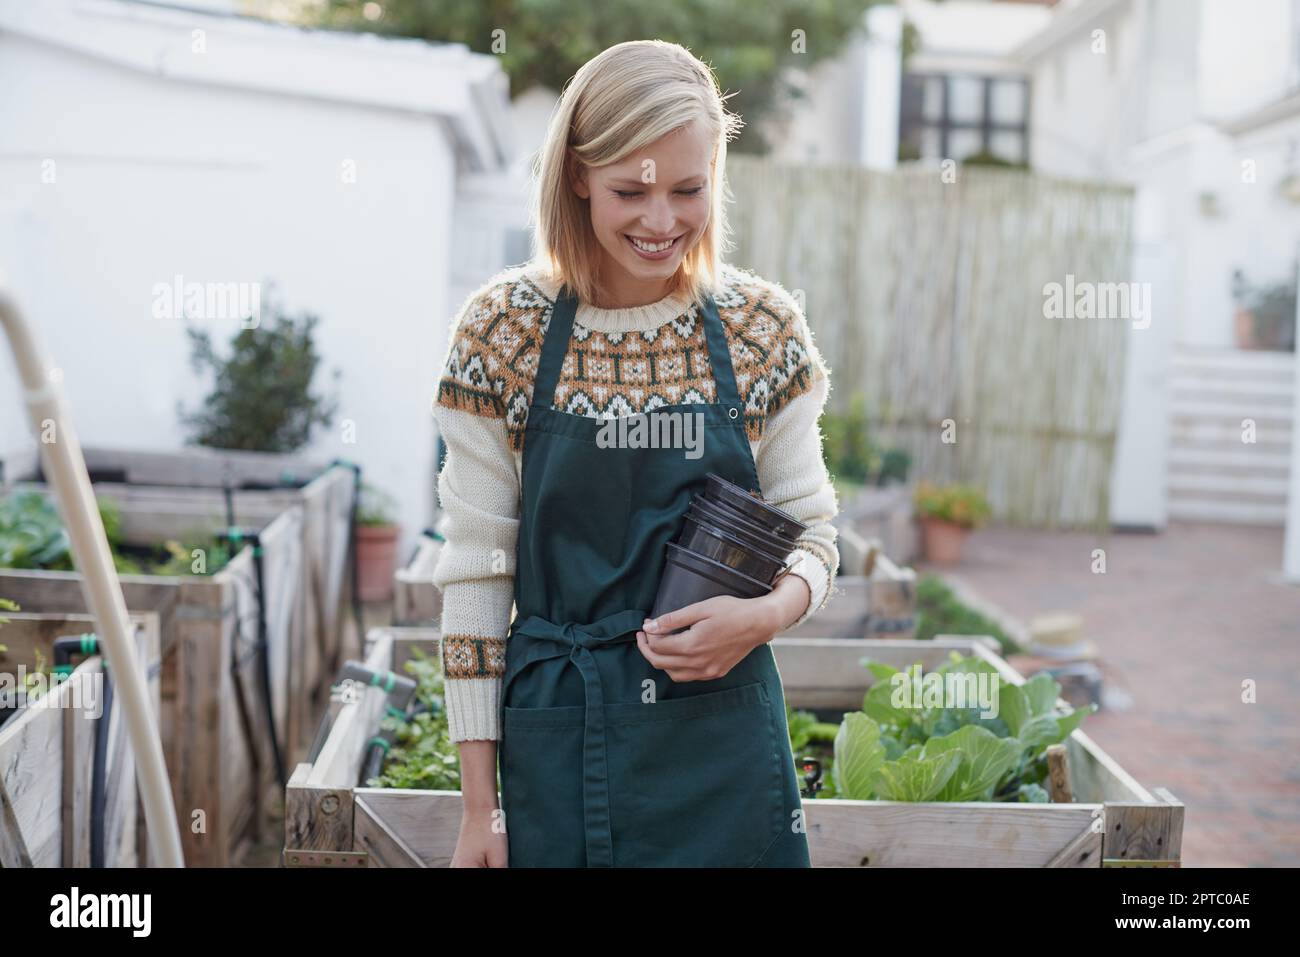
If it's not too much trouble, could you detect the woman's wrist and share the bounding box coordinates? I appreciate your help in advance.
[758,571,811,635]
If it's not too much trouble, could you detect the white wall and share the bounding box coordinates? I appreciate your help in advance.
[0,32,459,561]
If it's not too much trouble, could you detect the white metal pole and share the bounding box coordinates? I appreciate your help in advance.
[0,285,185,867]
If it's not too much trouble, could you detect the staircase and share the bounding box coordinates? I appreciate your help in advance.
[1167,346,1294,524]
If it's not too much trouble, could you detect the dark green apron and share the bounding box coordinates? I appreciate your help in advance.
[498,284,812,868]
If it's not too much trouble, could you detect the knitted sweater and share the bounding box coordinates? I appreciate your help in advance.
[431,259,841,743]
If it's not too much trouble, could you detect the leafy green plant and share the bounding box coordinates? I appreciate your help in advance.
[0,490,230,576]
[0,596,17,653]
[823,651,1094,803]
[913,480,991,528]
[820,392,911,487]
[367,646,460,791]
[177,292,342,452]
[914,574,1019,655]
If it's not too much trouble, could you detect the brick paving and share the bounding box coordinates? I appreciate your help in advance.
[924,520,1300,867]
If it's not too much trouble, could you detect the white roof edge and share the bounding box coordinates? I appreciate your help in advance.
[1011,0,1131,63]
[0,0,514,170]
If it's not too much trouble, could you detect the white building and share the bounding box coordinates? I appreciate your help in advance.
[1015,0,1300,548]
[0,0,517,561]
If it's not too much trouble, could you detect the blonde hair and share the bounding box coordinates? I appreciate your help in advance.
[531,40,744,307]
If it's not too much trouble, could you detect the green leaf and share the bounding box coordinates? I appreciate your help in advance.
[870,749,963,802]
[998,682,1031,737]
[1022,672,1061,717]
[923,725,1024,802]
[1017,714,1062,751]
[1018,783,1051,803]
[832,712,887,800]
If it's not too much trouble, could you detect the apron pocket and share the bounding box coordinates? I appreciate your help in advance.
[603,681,786,867]
[500,704,587,867]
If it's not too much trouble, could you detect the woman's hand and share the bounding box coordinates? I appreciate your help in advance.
[635,572,811,682]
[451,740,509,867]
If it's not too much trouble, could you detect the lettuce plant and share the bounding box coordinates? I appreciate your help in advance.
[829,651,1095,803]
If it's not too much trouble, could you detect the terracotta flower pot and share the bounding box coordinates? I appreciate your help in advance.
[1234,308,1258,350]
[919,516,971,565]
[355,523,400,602]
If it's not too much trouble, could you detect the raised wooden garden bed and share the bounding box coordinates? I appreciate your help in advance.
[393,534,916,640]
[2,443,359,756]
[0,611,160,867]
[393,532,443,626]
[283,627,1181,867]
[834,483,917,567]
[0,487,305,866]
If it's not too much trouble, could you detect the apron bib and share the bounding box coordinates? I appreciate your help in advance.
[498,284,811,868]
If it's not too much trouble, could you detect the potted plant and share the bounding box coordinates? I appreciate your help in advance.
[1232,268,1298,352]
[355,481,401,602]
[913,481,990,565]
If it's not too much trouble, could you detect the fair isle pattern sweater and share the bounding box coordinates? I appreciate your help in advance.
[431,260,841,743]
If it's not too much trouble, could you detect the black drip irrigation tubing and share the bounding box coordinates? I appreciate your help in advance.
[219,482,290,792]
[51,634,162,867]
[328,458,365,664]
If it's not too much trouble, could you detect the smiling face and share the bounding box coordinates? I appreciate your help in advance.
[568,119,714,308]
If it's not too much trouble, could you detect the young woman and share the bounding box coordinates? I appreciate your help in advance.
[432,39,839,867]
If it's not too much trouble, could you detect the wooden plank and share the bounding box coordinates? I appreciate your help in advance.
[1103,791,1184,864]
[284,762,355,856]
[394,536,443,626]
[307,634,392,790]
[0,663,72,865]
[2,444,327,489]
[803,799,1103,867]
[352,789,461,867]
[354,793,430,867]
[61,661,99,867]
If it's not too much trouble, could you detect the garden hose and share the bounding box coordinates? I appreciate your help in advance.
[52,633,112,868]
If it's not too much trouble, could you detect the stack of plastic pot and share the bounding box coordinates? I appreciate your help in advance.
[651,472,808,631]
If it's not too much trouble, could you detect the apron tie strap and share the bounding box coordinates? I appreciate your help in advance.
[504,608,648,867]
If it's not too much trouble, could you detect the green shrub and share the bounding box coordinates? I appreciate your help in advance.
[820,393,911,487]
[915,574,1018,655]
[177,293,341,452]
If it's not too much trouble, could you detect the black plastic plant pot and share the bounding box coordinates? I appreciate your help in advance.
[651,542,772,632]
[704,472,808,539]
[689,497,798,555]
[677,513,791,583]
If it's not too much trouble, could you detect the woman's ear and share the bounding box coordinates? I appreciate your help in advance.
[567,152,591,200]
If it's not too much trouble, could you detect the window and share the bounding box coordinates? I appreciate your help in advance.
[899,72,1031,165]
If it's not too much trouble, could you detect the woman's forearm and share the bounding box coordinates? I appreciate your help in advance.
[458,740,501,812]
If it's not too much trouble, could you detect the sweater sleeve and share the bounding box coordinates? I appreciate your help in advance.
[752,289,840,630]
[430,291,521,743]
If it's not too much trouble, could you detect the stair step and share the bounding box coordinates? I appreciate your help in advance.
[1167,471,1290,497]
[1167,446,1293,470]
[1171,347,1296,375]
[1169,381,1294,405]
[1166,498,1289,524]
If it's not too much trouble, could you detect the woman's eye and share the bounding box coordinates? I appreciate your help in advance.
[677,187,704,196]
[614,190,641,199]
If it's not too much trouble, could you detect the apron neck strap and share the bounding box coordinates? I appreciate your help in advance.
[532,284,743,413]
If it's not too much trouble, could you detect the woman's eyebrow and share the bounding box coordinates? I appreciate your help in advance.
[607,175,707,187]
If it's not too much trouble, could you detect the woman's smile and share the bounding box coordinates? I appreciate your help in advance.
[623,232,687,260]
